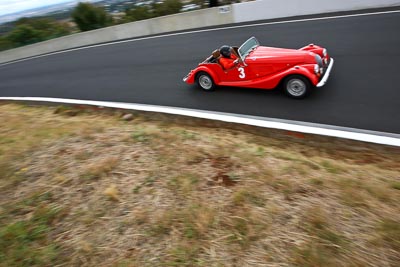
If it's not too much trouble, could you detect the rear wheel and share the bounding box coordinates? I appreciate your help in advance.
[283,75,311,99]
[196,72,215,91]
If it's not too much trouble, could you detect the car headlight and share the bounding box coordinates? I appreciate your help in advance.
[315,55,323,68]
[314,64,319,74]
[323,49,327,57]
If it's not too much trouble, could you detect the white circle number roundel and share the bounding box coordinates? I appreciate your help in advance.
[238,67,246,79]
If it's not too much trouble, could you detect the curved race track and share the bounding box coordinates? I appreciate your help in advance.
[1,9,400,134]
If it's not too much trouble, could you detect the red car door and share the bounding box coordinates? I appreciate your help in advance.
[218,60,258,86]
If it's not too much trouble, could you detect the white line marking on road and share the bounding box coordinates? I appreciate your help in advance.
[1,9,400,67]
[1,97,399,147]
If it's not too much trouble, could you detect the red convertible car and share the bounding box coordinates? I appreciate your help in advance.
[183,37,334,98]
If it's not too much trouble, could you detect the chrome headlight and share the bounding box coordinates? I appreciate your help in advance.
[314,64,319,74]
[323,49,327,57]
[314,64,323,75]
[315,55,323,68]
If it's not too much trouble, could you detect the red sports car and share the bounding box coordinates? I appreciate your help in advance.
[183,37,334,98]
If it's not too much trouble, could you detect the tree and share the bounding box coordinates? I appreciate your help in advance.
[209,0,219,7]
[0,36,13,51]
[72,2,113,32]
[15,17,70,39]
[124,6,153,22]
[153,0,183,17]
[0,17,71,50]
[7,25,44,46]
[190,0,207,9]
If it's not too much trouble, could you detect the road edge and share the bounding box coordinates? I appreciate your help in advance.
[1,97,399,147]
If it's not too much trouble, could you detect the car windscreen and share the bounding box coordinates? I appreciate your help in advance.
[238,37,260,60]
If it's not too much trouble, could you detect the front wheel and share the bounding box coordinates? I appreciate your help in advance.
[196,72,215,91]
[283,75,312,99]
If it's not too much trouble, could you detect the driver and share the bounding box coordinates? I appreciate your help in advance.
[219,45,241,70]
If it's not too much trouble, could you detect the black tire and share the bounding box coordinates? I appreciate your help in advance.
[196,72,215,91]
[283,75,312,99]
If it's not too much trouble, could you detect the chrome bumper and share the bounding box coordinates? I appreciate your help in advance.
[317,58,334,87]
[183,71,192,82]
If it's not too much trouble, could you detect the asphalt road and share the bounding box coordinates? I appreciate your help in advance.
[1,10,400,134]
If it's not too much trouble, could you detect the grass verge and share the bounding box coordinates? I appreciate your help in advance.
[0,103,399,266]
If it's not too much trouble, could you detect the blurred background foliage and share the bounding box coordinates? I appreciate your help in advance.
[0,0,245,51]
[72,2,113,31]
[123,0,183,23]
[0,17,71,50]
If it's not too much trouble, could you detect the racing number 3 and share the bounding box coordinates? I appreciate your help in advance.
[238,67,245,79]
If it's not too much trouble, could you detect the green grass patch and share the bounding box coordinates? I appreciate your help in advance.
[254,146,266,157]
[232,188,266,207]
[162,243,202,267]
[335,178,370,207]
[376,219,400,251]
[0,203,63,266]
[176,130,198,140]
[167,173,199,195]
[148,203,215,241]
[309,178,324,186]
[274,151,299,161]
[131,130,151,142]
[292,241,338,267]
[131,175,159,194]
[320,160,345,174]
[304,206,347,248]
[364,184,393,203]
[390,181,400,190]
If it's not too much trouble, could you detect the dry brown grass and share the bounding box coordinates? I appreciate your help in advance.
[0,103,399,267]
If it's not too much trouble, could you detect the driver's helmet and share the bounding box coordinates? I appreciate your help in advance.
[219,45,231,58]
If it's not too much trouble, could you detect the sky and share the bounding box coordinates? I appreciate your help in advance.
[0,0,77,16]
